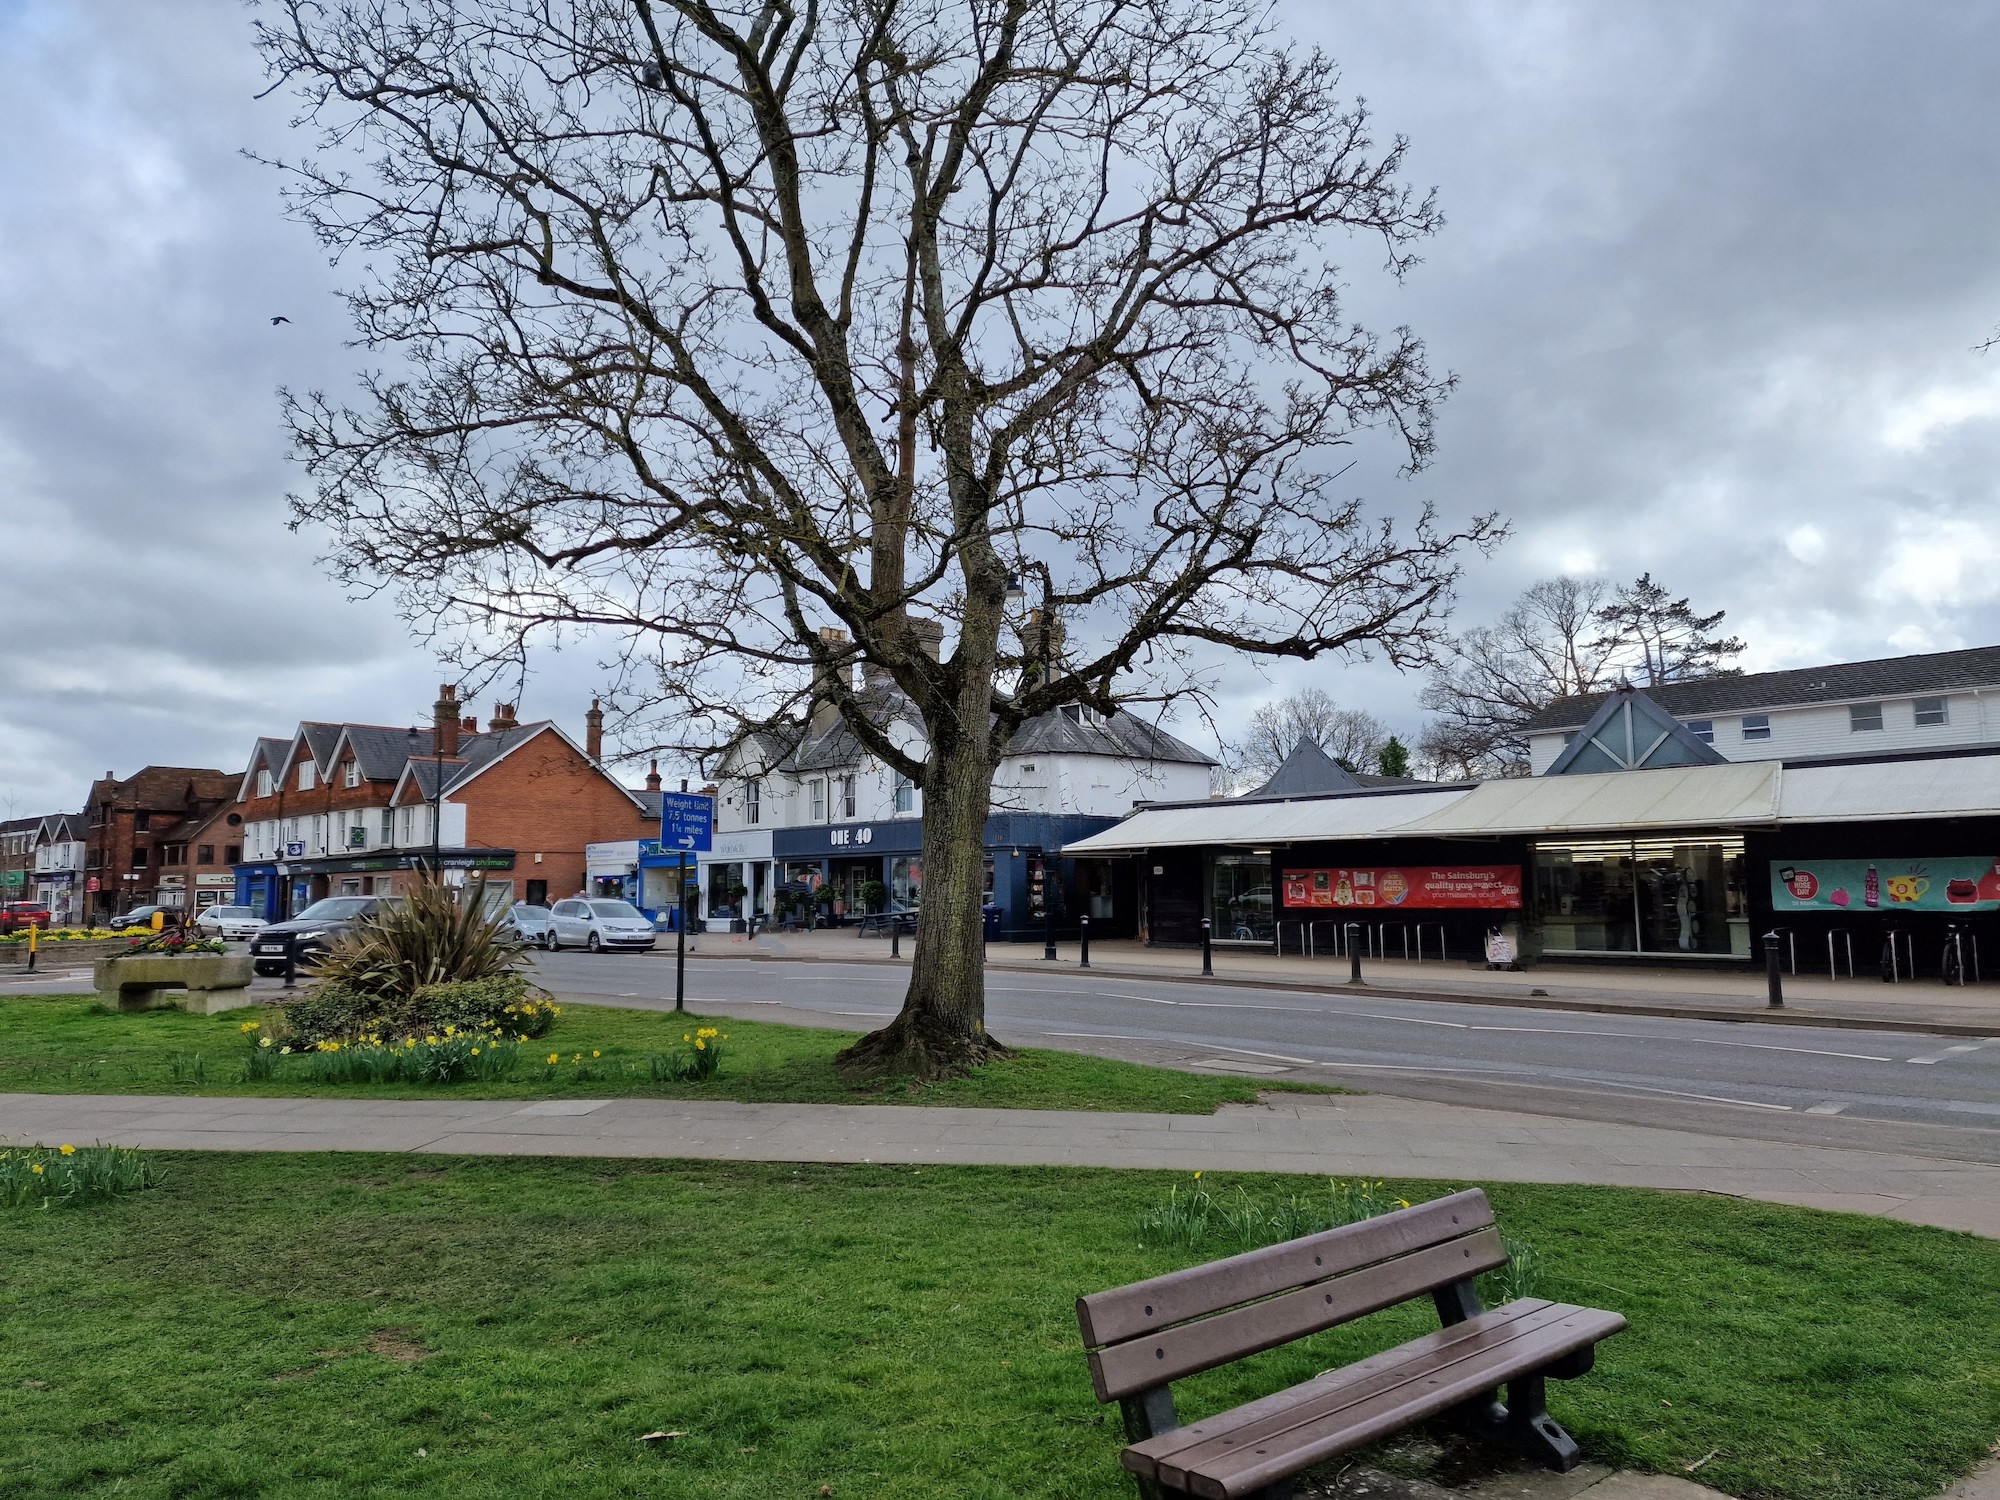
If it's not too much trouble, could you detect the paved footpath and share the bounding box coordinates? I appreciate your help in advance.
[6,1087,1998,1239]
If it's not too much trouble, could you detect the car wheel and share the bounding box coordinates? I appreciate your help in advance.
[587,931,603,953]
[541,931,556,950]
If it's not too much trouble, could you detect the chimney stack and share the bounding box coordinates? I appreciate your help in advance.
[645,760,662,792]
[810,626,852,735]
[909,615,945,663]
[490,703,518,730]
[585,698,604,762]
[433,685,461,759]
[461,714,478,735]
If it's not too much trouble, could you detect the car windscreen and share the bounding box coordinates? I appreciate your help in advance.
[588,901,644,919]
[291,898,374,922]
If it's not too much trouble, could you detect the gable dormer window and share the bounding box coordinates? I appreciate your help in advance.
[1059,703,1105,726]
[256,769,274,798]
[298,761,317,791]
[343,760,361,788]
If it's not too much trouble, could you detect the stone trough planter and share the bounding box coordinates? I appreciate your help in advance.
[94,954,256,1014]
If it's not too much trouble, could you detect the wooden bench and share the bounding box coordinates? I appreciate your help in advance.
[1075,1189,1625,1500]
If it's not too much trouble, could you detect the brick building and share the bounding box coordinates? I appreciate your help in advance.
[82,767,239,922]
[233,689,655,919]
[156,801,247,917]
[0,816,43,912]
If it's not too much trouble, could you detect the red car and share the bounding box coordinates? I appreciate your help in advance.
[0,901,53,933]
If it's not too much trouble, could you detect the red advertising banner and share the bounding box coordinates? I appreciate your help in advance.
[1281,865,1523,910]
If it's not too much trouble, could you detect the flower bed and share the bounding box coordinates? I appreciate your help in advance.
[0,1143,158,1209]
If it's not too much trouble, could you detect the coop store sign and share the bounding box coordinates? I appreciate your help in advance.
[1772,858,2000,913]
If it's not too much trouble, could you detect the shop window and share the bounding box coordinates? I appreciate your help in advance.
[1532,835,1745,955]
[893,772,916,814]
[1686,720,1714,744]
[1205,853,1274,943]
[1849,704,1883,733]
[890,856,923,908]
[708,862,746,917]
[1740,714,1770,741]
[982,857,995,900]
[1914,696,1948,727]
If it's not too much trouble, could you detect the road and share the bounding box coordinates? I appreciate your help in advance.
[524,949,2000,1160]
[11,948,1997,1161]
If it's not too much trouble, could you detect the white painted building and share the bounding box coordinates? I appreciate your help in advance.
[1522,645,2000,774]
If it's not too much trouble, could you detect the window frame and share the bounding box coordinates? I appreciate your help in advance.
[343,760,361,788]
[838,774,857,820]
[743,778,761,825]
[298,761,317,791]
[1740,714,1772,742]
[1685,719,1714,744]
[1914,696,1949,728]
[1849,703,1884,733]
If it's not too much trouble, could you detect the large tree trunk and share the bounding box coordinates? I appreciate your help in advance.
[836,728,1006,1079]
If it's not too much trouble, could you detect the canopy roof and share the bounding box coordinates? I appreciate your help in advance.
[1061,788,1470,853]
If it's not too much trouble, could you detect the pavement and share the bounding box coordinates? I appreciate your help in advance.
[673,928,2000,1035]
[7,1085,1999,1238]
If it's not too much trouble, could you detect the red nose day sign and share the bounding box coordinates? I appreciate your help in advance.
[1772,858,2000,913]
[1282,865,1523,910]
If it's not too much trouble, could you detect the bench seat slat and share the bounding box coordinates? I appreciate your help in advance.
[1089,1226,1508,1401]
[1134,1301,1627,1499]
[1078,1189,1494,1349]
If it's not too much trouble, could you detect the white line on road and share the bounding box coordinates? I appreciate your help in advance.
[1805,1102,1849,1115]
[1308,1061,1793,1111]
[1462,1024,1892,1062]
[1201,1044,1318,1066]
[1908,1043,1988,1065]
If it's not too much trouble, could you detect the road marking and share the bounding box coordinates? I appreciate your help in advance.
[1462,1024,1893,1062]
[1307,1061,1793,1111]
[1907,1043,1987,1065]
[1038,1030,1148,1042]
[1348,1010,1469,1029]
[1805,1102,1849,1116]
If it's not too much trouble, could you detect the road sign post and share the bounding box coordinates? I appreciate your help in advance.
[659,793,713,1017]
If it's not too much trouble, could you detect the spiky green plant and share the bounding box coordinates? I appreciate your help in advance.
[313,877,525,999]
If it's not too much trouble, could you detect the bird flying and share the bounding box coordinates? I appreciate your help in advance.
[270,316,290,325]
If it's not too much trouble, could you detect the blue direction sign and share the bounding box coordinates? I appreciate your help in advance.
[659,791,714,854]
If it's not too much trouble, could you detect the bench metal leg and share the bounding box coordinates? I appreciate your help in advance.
[1119,1386,1179,1500]
[1501,1372,1581,1471]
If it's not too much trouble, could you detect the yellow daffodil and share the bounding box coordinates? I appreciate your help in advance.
[591,1050,600,1059]
[59,1145,76,1156]
[259,1036,273,1049]
[31,1163,44,1175]
[547,1053,559,1065]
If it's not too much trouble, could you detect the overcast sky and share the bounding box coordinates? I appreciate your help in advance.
[2,0,1996,814]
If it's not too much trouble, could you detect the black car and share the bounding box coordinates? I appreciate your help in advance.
[250,896,401,976]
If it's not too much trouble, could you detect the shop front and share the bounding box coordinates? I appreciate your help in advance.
[697,829,776,932]
[240,851,518,920]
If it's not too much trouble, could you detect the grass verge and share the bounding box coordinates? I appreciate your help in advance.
[1,1156,1995,1500]
[0,996,1325,1113]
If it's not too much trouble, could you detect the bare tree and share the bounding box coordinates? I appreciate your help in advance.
[1590,573,1744,686]
[258,0,1497,1075]
[1417,576,1619,777]
[1221,687,1388,788]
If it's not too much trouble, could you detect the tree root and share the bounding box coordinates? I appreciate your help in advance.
[835,1011,1008,1082]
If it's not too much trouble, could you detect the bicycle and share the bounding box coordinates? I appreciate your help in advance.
[1942,923,1967,987]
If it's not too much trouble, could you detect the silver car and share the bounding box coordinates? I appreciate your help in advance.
[194,905,268,941]
[502,902,557,949]
[549,898,658,953]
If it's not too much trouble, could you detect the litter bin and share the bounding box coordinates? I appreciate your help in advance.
[981,904,1003,942]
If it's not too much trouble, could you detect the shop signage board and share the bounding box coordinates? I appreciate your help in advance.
[659,792,714,853]
[0,869,23,889]
[1281,865,1523,910]
[1772,858,2000,913]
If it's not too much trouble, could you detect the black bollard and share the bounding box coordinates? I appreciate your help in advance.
[282,941,297,990]
[1079,915,1091,969]
[1347,923,1363,985]
[1043,887,1058,960]
[1200,917,1213,977]
[1764,930,1784,1008]
[891,923,900,959]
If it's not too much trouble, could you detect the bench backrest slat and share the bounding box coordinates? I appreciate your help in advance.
[1077,1189,1494,1351]
[1086,1225,1506,1400]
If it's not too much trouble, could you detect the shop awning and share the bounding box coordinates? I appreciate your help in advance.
[1776,754,2000,823]
[1390,761,1782,838]
[1060,787,1473,854]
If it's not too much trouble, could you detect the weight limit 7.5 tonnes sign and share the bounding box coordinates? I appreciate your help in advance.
[1281,865,1522,910]
[659,792,714,854]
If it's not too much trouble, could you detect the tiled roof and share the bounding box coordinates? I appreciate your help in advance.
[1248,739,1362,798]
[343,724,437,781]
[1005,708,1216,766]
[299,721,344,769]
[1519,644,2000,733]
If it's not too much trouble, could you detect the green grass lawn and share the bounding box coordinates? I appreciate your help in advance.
[1,1157,1995,1500]
[0,995,1316,1113]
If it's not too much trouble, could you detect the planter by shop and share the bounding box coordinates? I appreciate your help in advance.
[94,953,255,1014]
